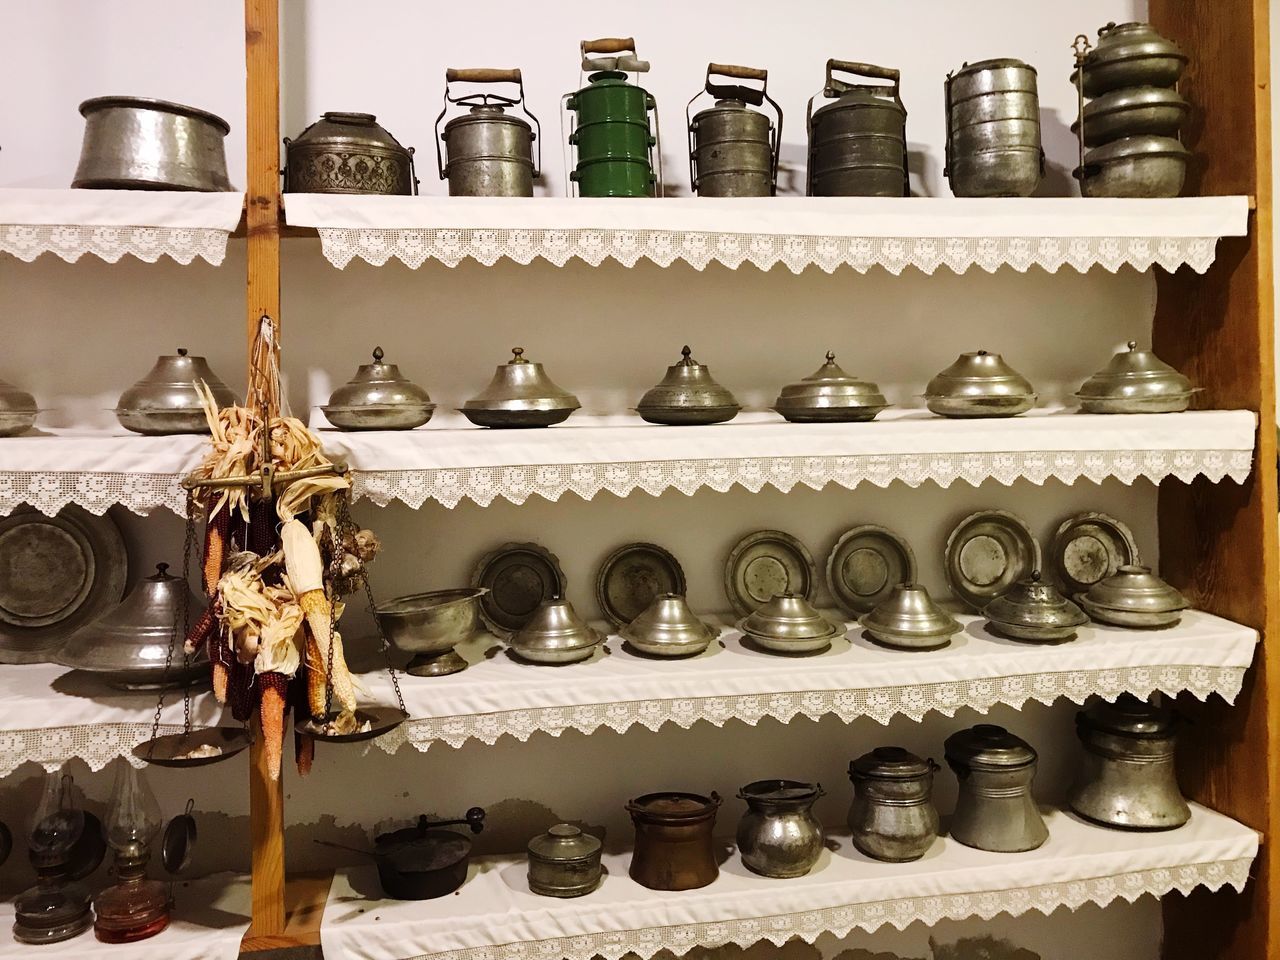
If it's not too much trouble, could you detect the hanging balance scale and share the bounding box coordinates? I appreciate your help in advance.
[686,63,782,197]
[564,37,661,197]
[435,68,541,197]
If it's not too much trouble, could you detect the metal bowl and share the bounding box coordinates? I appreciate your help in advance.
[1074,22,1188,98]
[1075,86,1189,147]
[323,404,435,430]
[375,588,488,677]
[637,346,740,426]
[773,352,888,423]
[620,593,717,658]
[860,583,961,650]
[508,598,603,664]
[1077,136,1189,199]
[1079,564,1188,629]
[324,347,434,430]
[982,574,1088,644]
[1076,341,1198,414]
[462,348,580,429]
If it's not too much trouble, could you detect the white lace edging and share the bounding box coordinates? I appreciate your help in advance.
[399,858,1253,960]
[374,664,1246,755]
[0,723,186,777]
[0,472,190,518]
[314,228,1221,275]
[351,449,1254,509]
[0,224,232,265]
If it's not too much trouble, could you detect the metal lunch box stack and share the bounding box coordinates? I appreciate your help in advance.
[435,68,540,197]
[944,59,1043,198]
[807,60,907,197]
[686,63,781,197]
[565,38,659,197]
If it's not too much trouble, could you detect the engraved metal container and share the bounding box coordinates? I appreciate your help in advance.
[1074,22,1188,97]
[848,747,940,862]
[284,112,417,196]
[1069,694,1190,831]
[527,824,602,898]
[322,347,434,431]
[982,573,1089,644]
[637,346,740,426]
[735,779,825,878]
[436,69,539,198]
[1077,135,1189,198]
[924,350,1036,418]
[508,598,603,664]
[115,349,237,435]
[374,588,488,677]
[73,97,233,191]
[1074,86,1189,147]
[738,593,841,653]
[1076,341,1198,414]
[687,64,781,198]
[773,352,889,423]
[620,593,717,658]
[945,59,1043,198]
[860,583,961,651]
[0,379,38,437]
[807,60,908,197]
[1079,564,1188,629]
[462,348,581,428]
[945,724,1048,853]
[627,791,720,890]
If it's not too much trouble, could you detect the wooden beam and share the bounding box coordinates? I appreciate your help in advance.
[241,871,332,956]
[1150,1,1277,958]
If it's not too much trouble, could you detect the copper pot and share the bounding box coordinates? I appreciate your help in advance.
[626,791,721,890]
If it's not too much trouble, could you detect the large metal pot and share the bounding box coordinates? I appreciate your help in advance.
[848,747,940,862]
[944,724,1048,853]
[73,97,233,191]
[687,63,781,198]
[115,349,237,435]
[735,780,824,878]
[627,791,720,890]
[566,39,659,198]
[436,69,539,197]
[808,60,908,197]
[284,112,417,196]
[945,59,1043,198]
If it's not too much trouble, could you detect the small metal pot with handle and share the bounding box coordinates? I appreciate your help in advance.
[807,60,908,197]
[436,69,540,197]
[687,63,781,197]
[848,747,940,862]
[735,779,824,878]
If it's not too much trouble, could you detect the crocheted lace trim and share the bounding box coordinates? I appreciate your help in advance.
[0,223,231,265]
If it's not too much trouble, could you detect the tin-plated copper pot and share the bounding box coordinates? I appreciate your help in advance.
[620,593,717,658]
[687,63,781,198]
[773,352,888,423]
[0,379,38,437]
[1076,341,1198,414]
[637,346,740,426]
[945,724,1048,853]
[527,824,603,898]
[982,573,1088,644]
[627,791,721,890]
[848,747,940,862]
[1079,564,1188,629]
[924,350,1036,418]
[323,347,434,431]
[945,59,1043,197]
[375,588,488,677]
[861,583,961,650]
[738,593,841,654]
[115,349,237,435]
[284,112,417,195]
[735,780,824,878]
[1073,22,1188,98]
[1077,135,1189,198]
[462,348,580,428]
[508,598,602,664]
[436,69,540,197]
[808,60,908,197]
[73,97,233,191]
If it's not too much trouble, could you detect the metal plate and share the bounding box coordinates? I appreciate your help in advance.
[133,727,252,768]
[1050,512,1140,595]
[595,542,687,627]
[943,510,1041,612]
[0,505,127,663]
[826,525,917,616]
[296,706,409,744]
[724,530,816,617]
[471,542,567,638]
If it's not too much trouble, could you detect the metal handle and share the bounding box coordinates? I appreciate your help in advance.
[582,37,635,54]
[446,67,522,84]
[708,62,767,82]
[437,70,539,182]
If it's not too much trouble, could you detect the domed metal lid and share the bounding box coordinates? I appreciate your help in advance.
[288,112,411,155]
[116,349,236,412]
[1085,22,1187,69]
[463,348,581,414]
[638,346,740,414]
[1083,136,1191,166]
[527,823,601,863]
[1076,693,1176,739]
[924,351,1035,401]
[738,593,840,643]
[737,779,823,804]
[944,724,1037,770]
[1083,565,1188,614]
[982,573,1088,631]
[619,593,717,650]
[0,378,37,414]
[511,598,602,652]
[774,352,888,415]
[850,745,934,781]
[326,346,433,411]
[861,583,961,640]
[1076,341,1196,403]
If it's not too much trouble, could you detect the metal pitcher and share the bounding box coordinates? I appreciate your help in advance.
[435,68,540,197]
[686,63,781,197]
[807,60,908,197]
[564,38,661,197]
[944,58,1043,197]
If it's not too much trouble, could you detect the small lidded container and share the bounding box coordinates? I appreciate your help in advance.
[944,724,1048,853]
[847,747,940,862]
[1075,341,1198,414]
[526,824,603,898]
[322,347,435,431]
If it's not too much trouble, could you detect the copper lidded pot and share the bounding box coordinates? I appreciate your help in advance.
[627,791,721,890]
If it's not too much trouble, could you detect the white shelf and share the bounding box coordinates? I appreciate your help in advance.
[323,408,1257,509]
[359,609,1257,755]
[282,194,1250,274]
[0,188,244,265]
[319,804,1257,960]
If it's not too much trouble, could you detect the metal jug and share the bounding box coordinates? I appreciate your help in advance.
[807,60,908,197]
[435,68,539,197]
[565,38,660,197]
[686,63,781,197]
[945,58,1043,197]
[944,724,1049,852]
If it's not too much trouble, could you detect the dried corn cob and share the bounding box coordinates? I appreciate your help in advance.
[203,508,231,595]
[295,732,314,777]
[259,674,287,781]
[283,520,356,714]
[212,662,229,703]
[304,629,327,721]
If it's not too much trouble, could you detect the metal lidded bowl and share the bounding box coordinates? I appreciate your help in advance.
[0,379,38,437]
[115,348,237,435]
[620,593,718,658]
[508,597,603,664]
[1076,341,1198,413]
[323,346,434,431]
[982,572,1088,644]
[860,582,961,650]
[637,346,740,426]
[1079,564,1188,629]
[738,592,841,653]
[73,96,233,191]
[1076,135,1190,199]
[375,587,488,677]
[773,352,888,423]
[527,823,603,898]
[284,112,417,195]
[462,348,580,428]
[1075,22,1188,98]
[1075,86,1189,147]
[924,350,1036,418]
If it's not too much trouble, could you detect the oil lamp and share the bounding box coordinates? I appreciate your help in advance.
[92,762,170,943]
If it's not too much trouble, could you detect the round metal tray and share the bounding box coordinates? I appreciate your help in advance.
[296,706,409,744]
[471,542,567,638]
[595,542,686,628]
[724,530,816,618]
[1051,512,1140,595]
[134,727,252,768]
[826,525,917,616]
[943,510,1041,611]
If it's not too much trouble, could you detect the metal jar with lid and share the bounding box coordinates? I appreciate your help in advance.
[773,352,888,423]
[435,69,539,197]
[944,724,1049,852]
[284,112,417,195]
[627,791,721,890]
[115,349,237,435]
[323,347,434,430]
[807,60,908,197]
[735,780,824,878]
[1068,694,1190,830]
[982,573,1089,644]
[945,59,1043,198]
[924,350,1036,418]
[461,348,581,428]
[637,346,740,425]
[1076,341,1198,414]
[527,824,603,897]
[686,63,781,198]
[565,39,660,197]
[848,747,940,862]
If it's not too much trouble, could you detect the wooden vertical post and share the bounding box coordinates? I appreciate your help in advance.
[244,0,286,941]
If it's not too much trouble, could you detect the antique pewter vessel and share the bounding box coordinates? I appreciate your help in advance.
[637,346,740,425]
[826,525,917,617]
[596,542,686,628]
[687,63,781,197]
[567,39,660,198]
[860,583,961,651]
[620,594,717,658]
[436,69,539,197]
[471,542,567,637]
[1051,512,1140,595]
[807,60,908,197]
[508,598,603,664]
[773,352,888,423]
[323,347,434,431]
[1076,341,1197,414]
[944,59,1042,198]
[982,573,1089,644]
[627,791,720,891]
[284,113,417,195]
[1074,87,1189,147]
[57,563,206,690]
[1077,135,1189,198]
[115,349,237,435]
[462,348,580,428]
[735,780,824,878]
[0,379,38,437]
[738,593,841,654]
[1079,564,1188,629]
[1074,22,1188,97]
[848,747,940,862]
[73,97,233,191]
[944,724,1049,853]
[527,824,603,898]
[374,588,488,677]
[944,509,1041,611]
[924,350,1036,418]
[1069,695,1190,831]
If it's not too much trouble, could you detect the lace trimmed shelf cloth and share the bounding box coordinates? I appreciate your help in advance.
[352,609,1256,754]
[283,194,1251,275]
[319,408,1259,509]
[319,804,1258,960]
[0,188,244,265]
